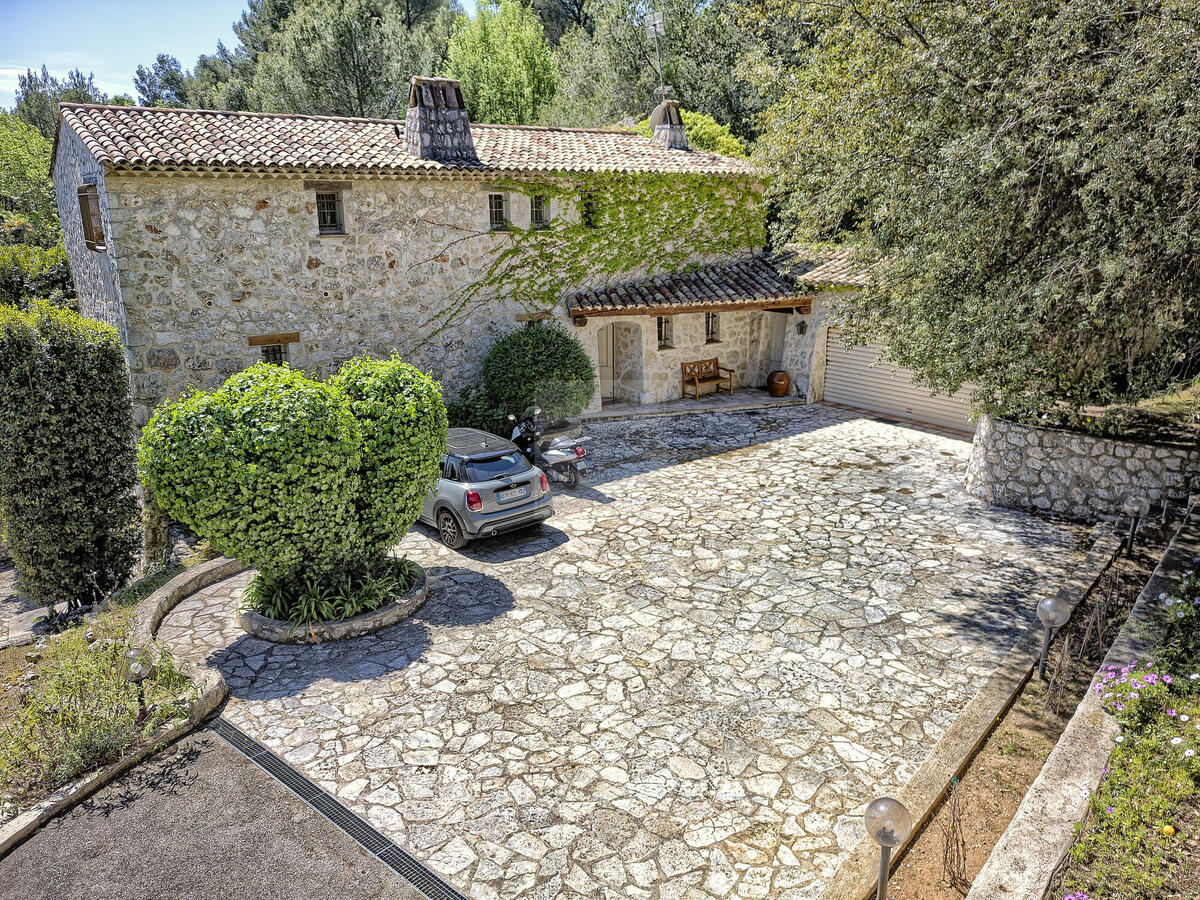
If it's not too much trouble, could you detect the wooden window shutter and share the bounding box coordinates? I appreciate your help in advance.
[77,185,106,252]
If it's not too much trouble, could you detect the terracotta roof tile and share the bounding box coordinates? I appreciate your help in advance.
[566,250,866,315]
[57,103,754,178]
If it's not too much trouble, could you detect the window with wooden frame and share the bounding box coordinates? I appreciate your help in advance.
[315,191,345,235]
[705,312,721,343]
[77,184,105,251]
[530,194,549,229]
[249,332,299,366]
[656,315,673,349]
[488,193,509,231]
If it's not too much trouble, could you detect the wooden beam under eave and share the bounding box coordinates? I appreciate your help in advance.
[570,297,813,318]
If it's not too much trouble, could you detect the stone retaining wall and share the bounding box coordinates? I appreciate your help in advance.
[965,415,1200,521]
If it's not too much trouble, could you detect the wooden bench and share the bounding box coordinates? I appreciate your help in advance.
[681,358,734,400]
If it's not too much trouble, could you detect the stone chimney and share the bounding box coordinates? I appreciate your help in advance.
[649,98,688,151]
[403,75,476,162]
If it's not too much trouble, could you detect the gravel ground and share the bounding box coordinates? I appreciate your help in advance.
[0,728,426,900]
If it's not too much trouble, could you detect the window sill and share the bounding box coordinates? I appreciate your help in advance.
[658,343,674,351]
[705,339,723,345]
[318,232,348,238]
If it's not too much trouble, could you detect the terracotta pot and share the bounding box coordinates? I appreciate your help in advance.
[767,370,791,397]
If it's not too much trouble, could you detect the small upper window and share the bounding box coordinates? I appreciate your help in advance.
[77,185,105,252]
[530,195,549,229]
[261,343,288,365]
[657,315,673,349]
[489,193,509,231]
[315,191,344,235]
[580,193,599,229]
[705,312,721,343]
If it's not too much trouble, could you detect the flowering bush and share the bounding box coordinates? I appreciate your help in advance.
[1152,564,1200,675]
[1093,660,1175,728]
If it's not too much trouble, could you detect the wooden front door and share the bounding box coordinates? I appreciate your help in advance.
[597,323,615,400]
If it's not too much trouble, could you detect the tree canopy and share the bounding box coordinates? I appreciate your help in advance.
[746,0,1200,414]
[254,0,444,118]
[0,114,60,247]
[13,66,130,141]
[445,0,558,125]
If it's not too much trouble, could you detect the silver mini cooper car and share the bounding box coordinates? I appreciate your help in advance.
[418,427,554,549]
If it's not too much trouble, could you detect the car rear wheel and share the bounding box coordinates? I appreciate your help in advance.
[437,509,468,549]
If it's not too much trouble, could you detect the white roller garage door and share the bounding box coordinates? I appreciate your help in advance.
[822,328,974,432]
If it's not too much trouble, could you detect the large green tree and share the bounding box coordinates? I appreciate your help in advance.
[254,0,441,118]
[133,54,191,107]
[445,0,558,125]
[0,114,60,247]
[13,67,115,141]
[539,0,766,137]
[747,0,1200,414]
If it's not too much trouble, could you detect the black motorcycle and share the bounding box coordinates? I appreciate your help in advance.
[508,407,588,488]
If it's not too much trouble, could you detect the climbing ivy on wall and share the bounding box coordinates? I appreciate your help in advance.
[415,171,764,338]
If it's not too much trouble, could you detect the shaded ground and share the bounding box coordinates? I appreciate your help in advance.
[0,729,424,900]
[889,538,1165,898]
[156,405,1088,899]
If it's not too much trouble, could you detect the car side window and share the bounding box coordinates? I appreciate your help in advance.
[442,458,459,481]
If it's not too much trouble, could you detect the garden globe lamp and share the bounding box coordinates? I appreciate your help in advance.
[864,796,912,900]
[1123,495,1151,557]
[1037,594,1072,681]
[120,647,154,723]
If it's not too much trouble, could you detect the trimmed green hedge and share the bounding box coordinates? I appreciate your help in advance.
[138,364,363,585]
[0,302,139,609]
[478,321,596,422]
[138,357,447,623]
[328,356,448,559]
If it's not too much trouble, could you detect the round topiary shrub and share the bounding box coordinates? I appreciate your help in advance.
[138,364,363,585]
[138,357,448,626]
[328,355,448,559]
[0,302,140,611]
[480,321,596,420]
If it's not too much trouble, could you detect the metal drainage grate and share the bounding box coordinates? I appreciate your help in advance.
[210,718,467,900]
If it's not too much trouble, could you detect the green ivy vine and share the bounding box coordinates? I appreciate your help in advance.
[415,171,764,340]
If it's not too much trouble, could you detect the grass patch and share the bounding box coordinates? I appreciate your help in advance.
[1052,565,1200,899]
[0,555,214,817]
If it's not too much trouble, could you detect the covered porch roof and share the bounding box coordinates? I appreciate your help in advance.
[565,250,862,318]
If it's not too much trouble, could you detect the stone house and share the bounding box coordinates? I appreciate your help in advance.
[51,75,867,426]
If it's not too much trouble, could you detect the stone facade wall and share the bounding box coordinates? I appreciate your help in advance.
[781,295,829,400]
[965,415,1200,521]
[52,125,127,340]
[102,172,591,424]
[77,167,764,424]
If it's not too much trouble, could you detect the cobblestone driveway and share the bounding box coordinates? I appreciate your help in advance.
[157,405,1085,900]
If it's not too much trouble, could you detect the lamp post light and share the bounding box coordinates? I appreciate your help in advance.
[1037,594,1072,681]
[1122,495,1151,557]
[120,646,154,723]
[864,796,912,900]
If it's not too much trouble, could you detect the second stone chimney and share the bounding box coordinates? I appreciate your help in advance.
[403,76,477,162]
[649,98,688,151]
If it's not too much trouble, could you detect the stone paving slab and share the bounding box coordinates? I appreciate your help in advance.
[155,405,1086,900]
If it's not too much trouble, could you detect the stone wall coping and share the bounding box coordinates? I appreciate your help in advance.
[966,498,1200,900]
[237,564,428,644]
[0,554,244,859]
[819,524,1123,900]
[992,415,1200,453]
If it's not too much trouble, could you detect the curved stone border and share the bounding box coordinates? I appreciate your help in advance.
[237,565,428,644]
[966,414,1200,521]
[818,524,1123,900]
[0,555,244,859]
[966,497,1200,900]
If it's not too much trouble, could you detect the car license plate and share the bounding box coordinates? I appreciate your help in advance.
[497,486,528,502]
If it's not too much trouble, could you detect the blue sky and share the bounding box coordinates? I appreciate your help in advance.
[0,0,251,108]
